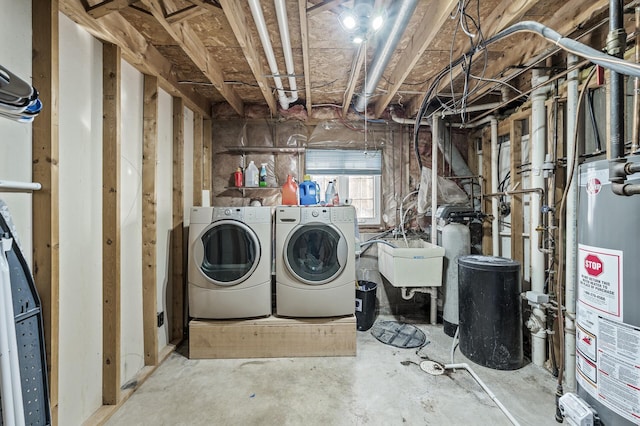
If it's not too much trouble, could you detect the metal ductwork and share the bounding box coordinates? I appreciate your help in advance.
[353,0,419,112]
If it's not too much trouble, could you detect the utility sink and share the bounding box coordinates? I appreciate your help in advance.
[377,239,445,288]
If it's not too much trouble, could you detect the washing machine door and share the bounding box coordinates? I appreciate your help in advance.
[192,220,261,286]
[284,223,347,285]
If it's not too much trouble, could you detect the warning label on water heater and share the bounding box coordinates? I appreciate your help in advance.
[577,244,623,321]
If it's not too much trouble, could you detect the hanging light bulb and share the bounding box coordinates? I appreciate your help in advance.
[353,35,365,44]
[371,14,384,31]
[339,11,358,31]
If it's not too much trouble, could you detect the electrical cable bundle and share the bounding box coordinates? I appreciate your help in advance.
[0,65,42,123]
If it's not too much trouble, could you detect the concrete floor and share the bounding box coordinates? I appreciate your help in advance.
[106,315,560,426]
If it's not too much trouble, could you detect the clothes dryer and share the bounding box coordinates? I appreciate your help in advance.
[188,206,271,319]
[275,205,356,317]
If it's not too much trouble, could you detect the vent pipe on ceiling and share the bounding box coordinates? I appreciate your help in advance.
[248,0,298,110]
[353,0,419,113]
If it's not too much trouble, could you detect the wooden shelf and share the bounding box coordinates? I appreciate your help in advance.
[222,146,305,154]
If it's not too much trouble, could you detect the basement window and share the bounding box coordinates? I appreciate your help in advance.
[305,149,382,226]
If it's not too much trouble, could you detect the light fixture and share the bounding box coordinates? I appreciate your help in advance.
[338,3,386,44]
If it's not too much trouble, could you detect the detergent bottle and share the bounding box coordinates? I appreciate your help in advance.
[299,175,320,205]
[245,161,259,187]
[259,163,268,187]
[282,175,299,205]
[324,180,336,205]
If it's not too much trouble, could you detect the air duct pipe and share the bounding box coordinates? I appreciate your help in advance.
[248,0,298,110]
[490,117,499,256]
[564,54,579,391]
[354,0,419,112]
[530,68,549,367]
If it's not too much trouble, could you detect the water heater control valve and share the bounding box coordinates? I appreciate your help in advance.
[559,393,600,426]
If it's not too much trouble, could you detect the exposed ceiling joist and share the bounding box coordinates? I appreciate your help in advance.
[307,0,345,16]
[86,0,138,18]
[372,0,459,118]
[218,0,278,114]
[141,0,244,115]
[60,0,211,116]
[298,0,312,114]
[343,45,366,116]
[166,4,208,24]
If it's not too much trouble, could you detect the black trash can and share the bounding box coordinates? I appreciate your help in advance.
[355,280,377,331]
[458,255,523,370]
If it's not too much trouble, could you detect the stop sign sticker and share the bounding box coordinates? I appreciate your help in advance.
[584,254,603,277]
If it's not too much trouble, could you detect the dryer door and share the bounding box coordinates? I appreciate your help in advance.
[284,223,347,285]
[192,220,261,286]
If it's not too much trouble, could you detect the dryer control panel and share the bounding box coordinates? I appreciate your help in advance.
[301,208,330,224]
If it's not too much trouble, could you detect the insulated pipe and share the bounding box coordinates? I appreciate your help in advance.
[530,69,548,367]
[564,54,579,391]
[431,116,440,244]
[490,117,499,256]
[274,0,298,104]
[248,0,297,110]
[401,287,438,325]
[353,0,419,112]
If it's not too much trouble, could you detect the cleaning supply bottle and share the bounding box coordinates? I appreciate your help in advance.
[299,175,319,205]
[282,175,299,205]
[324,180,336,205]
[234,167,243,187]
[259,163,268,187]
[245,160,259,187]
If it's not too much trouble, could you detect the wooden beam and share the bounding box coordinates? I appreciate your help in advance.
[32,1,59,423]
[373,0,458,118]
[193,113,204,206]
[87,0,138,18]
[343,45,366,116]
[203,118,213,205]
[166,4,208,24]
[142,75,159,366]
[59,0,211,117]
[218,0,277,115]
[299,0,312,114]
[307,0,345,16]
[509,118,524,267]
[141,0,244,116]
[102,42,122,406]
[171,97,185,343]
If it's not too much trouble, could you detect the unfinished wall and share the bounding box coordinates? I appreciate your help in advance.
[57,13,104,424]
[120,60,145,386]
[156,89,173,350]
[0,0,33,263]
[183,108,194,224]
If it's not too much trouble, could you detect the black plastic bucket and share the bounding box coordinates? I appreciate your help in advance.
[458,255,523,370]
[355,280,377,331]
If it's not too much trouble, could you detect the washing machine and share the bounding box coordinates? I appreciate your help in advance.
[188,206,272,319]
[275,205,356,317]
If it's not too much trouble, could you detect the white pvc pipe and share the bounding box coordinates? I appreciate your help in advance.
[248,0,296,109]
[490,117,499,256]
[274,0,298,104]
[0,180,41,192]
[401,287,438,324]
[443,363,521,426]
[0,237,25,426]
[564,54,579,390]
[530,69,549,367]
[431,116,440,244]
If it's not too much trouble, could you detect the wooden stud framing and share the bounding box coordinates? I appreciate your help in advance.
[142,75,159,366]
[193,113,204,207]
[203,118,213,206]
[166,4,208,24]
[171,98,185,343]
[32,1,59,422]
[102,42,122,406]
[307,0,345,16]
[509,118,525,267]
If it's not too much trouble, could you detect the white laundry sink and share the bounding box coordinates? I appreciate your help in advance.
[377,238,445,288]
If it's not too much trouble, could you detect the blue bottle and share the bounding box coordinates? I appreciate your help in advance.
[299,175,319,205]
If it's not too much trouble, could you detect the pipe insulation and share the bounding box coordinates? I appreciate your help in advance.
[490,117,499,256]
[354,0,419,112]
[564,54,579,391]
[530,69,548,367]
[248,0,298,110]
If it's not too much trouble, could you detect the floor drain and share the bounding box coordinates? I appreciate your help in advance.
[420,360,445,376]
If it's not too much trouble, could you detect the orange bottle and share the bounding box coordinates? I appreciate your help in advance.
[282,175,299,205]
